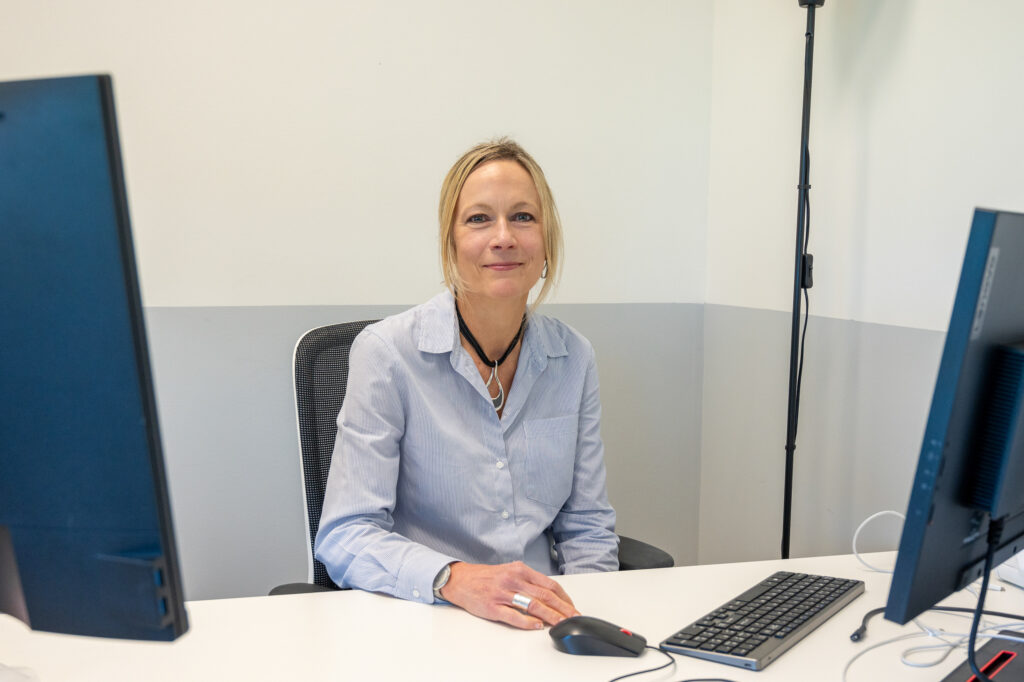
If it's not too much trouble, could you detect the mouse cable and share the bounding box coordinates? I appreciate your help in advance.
[608,647,738,682]
[608,647,675,682]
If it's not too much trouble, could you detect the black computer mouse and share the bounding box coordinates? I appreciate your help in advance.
[549,615,647,657]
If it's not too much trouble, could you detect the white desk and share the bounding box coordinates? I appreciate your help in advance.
[2,552,1022,682]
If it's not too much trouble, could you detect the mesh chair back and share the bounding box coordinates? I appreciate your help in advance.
[293,320,378,589]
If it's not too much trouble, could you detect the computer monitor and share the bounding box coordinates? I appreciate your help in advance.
[0,75,188,640]
[886,208,1024,624]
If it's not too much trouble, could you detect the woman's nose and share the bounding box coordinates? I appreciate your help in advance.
[491,218,515,248]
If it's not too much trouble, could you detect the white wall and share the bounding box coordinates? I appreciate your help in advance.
[706,0,1024,330]
[0,0,711,307]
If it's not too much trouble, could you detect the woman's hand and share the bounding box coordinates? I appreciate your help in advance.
[440,561,580,630]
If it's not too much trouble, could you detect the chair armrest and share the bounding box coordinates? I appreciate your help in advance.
[270,537,674,592]
[617,534,674,571]
[268,582,340,596]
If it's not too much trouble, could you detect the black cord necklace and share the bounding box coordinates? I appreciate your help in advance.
[455,304,525,412]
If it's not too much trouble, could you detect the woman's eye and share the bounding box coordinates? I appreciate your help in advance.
[511,212,535,222]
[467,214,489,224]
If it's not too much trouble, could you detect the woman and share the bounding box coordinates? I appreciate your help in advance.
[315,139,618,630]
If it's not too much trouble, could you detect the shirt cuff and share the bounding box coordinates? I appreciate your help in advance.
[396,548,458,604]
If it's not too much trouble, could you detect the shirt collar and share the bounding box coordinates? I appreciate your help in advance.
[417,291,459,354]
[416,290,568,360]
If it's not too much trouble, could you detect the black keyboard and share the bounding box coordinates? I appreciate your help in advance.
[659,571,865,671]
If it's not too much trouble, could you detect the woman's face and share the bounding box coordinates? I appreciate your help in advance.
[453,160,546,304]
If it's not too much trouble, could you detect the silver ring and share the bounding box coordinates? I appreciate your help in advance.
[511,592,532,611]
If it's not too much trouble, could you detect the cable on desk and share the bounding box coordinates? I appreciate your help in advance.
[607,647,740,682]
[608,647,676,682]
[843,625,1024,682]
[842,630,932,682]
[843,512,1024,682]
[851,606,1024,642]
[843,596,1024,681]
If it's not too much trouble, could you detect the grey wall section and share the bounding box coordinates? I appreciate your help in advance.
[144,304,408,600]
[699,305,945,565]
[144,303,702,600]
[145,301,945,601]
[547,304,704,570]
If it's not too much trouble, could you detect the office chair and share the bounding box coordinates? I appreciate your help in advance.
[270,320,673,596]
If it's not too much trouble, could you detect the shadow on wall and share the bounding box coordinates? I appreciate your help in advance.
[829,0,912,92]
[822,0,913,323]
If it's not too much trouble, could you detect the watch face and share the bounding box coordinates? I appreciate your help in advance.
[433,564,451,589]
[433,563,451,598]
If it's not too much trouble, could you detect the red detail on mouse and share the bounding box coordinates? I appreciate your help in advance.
[620,628,633,636]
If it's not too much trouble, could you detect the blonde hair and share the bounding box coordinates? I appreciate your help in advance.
[438,138,562,306]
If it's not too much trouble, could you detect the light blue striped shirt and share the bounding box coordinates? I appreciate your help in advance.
[314,291,618,604]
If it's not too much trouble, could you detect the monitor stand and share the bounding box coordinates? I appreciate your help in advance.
[0,527,38,680]
[940,630,1024,681]
[0,527,28,627]
[0,665,40,682]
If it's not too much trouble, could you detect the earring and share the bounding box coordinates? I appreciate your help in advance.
[541,260,548,279]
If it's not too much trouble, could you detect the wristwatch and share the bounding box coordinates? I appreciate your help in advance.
[432,562,452,600]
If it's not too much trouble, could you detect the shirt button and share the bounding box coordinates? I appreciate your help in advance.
[496,461,505,469]
[501,510,510,520]
[412,589,420,599]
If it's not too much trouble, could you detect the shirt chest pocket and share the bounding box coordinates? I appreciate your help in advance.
[521,415,579,508]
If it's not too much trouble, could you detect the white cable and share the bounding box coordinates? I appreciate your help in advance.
[899,626,963,669]
[898,617,1024,666]
[900,642,960,668]
[845,509,1024,680]
[842,631,925,682]
[851,510,905,573]
[965,579,1005,596]
[901,626,1024,667]
[897,617,966,668]
[842,606,1024,681]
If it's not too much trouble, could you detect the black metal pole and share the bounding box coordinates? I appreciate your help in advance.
[782,0,822,560]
